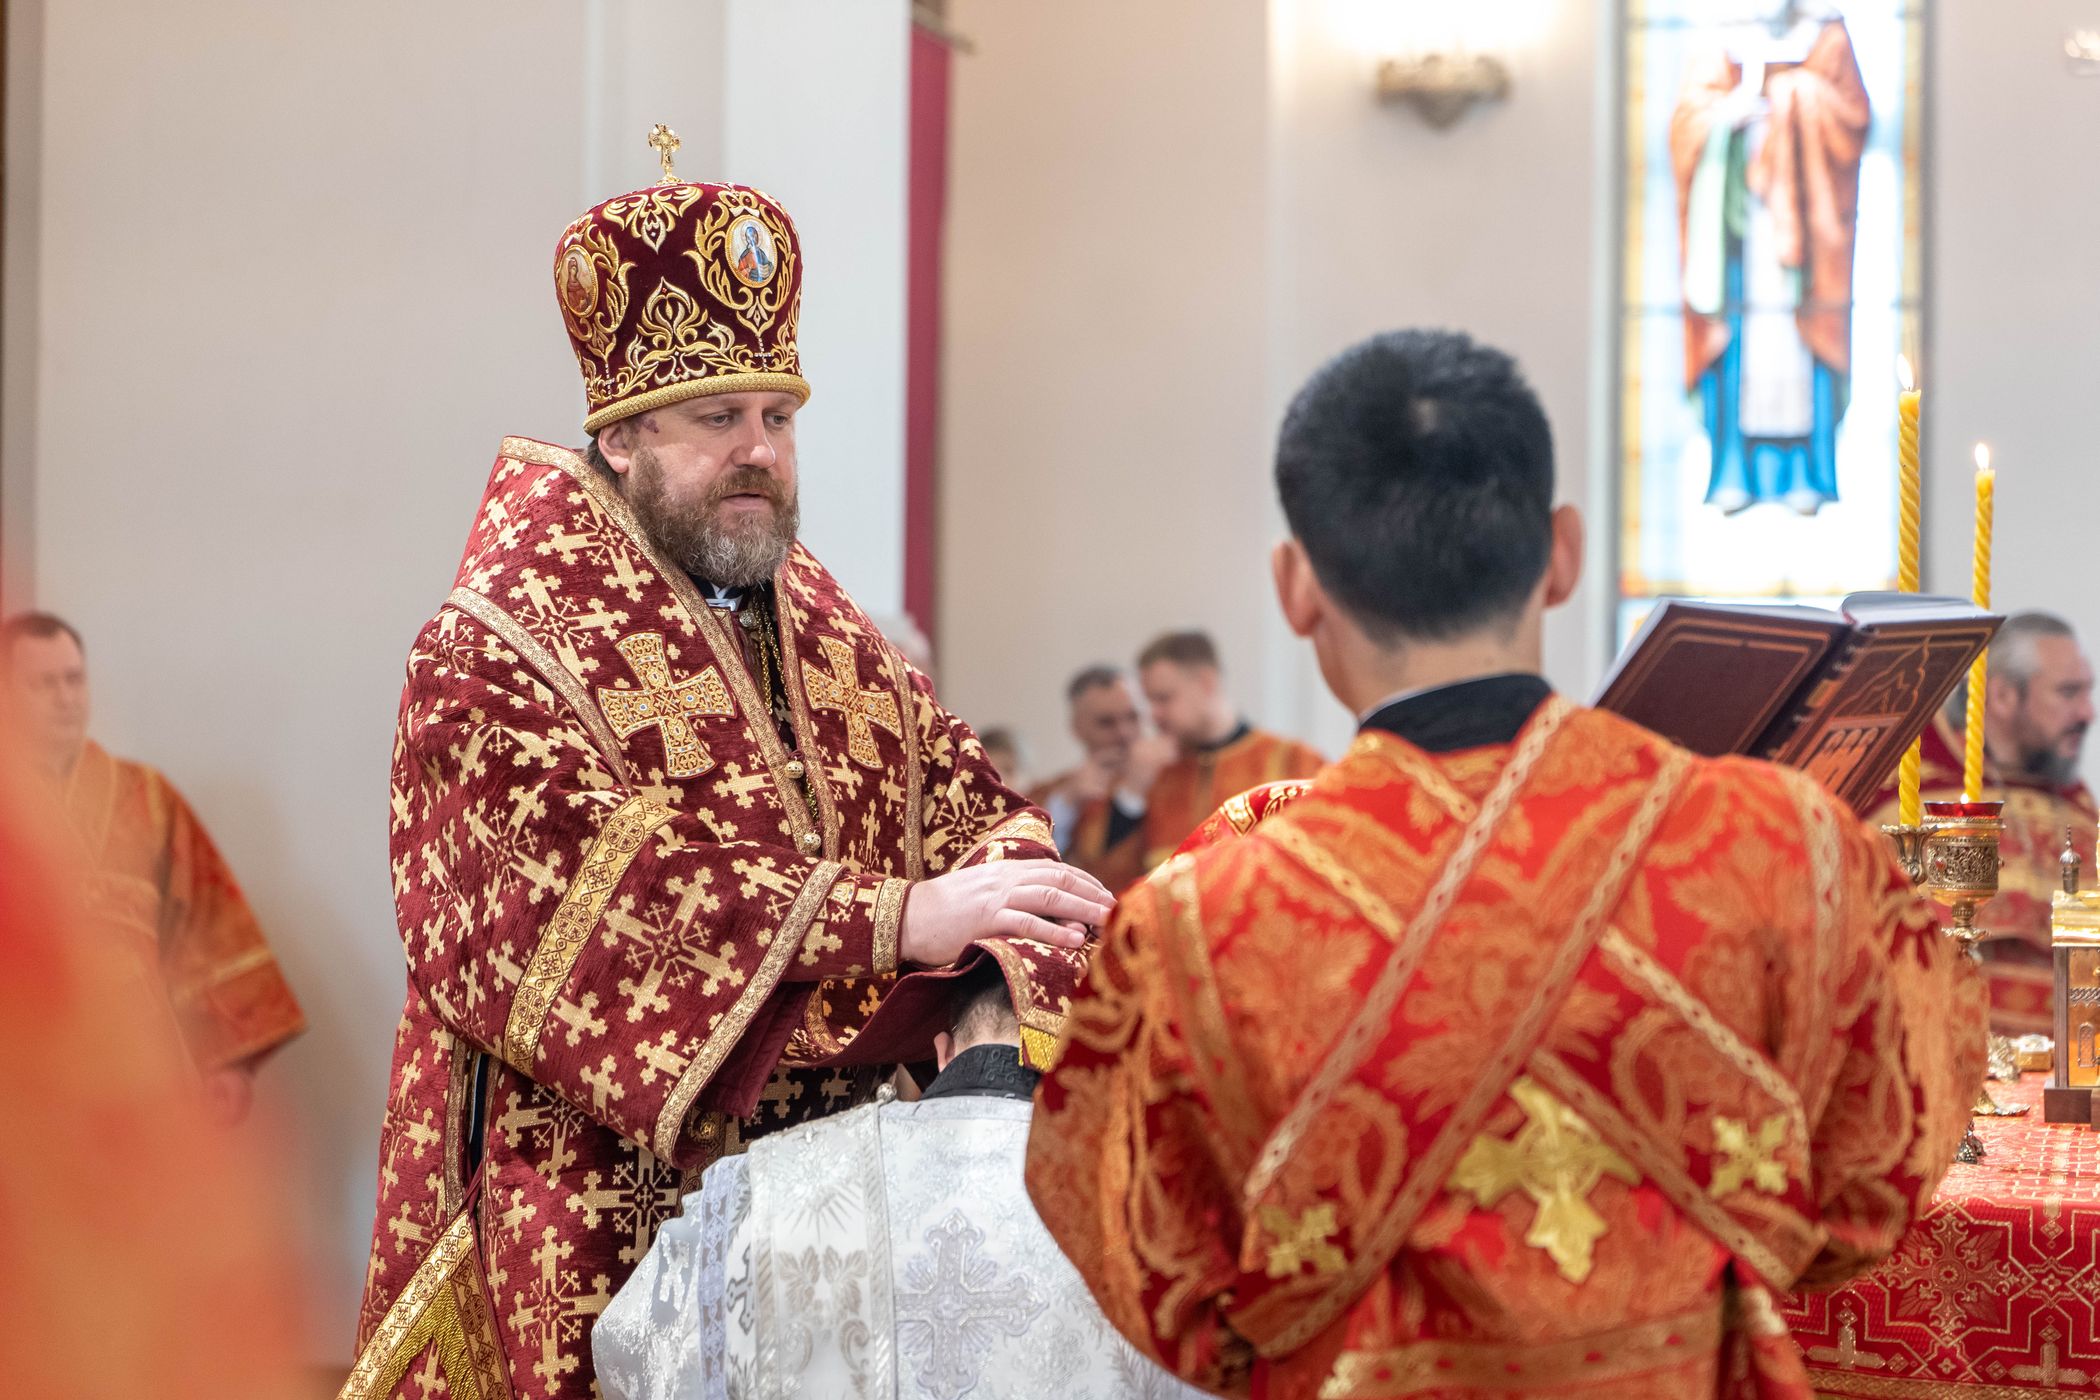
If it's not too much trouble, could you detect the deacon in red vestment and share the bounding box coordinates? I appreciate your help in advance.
[1028,330,1984,1400]
[1865,611,2096,1034]
[1,612,305,1121]
[1135,630,1323,868]
[345,132,1109,1400]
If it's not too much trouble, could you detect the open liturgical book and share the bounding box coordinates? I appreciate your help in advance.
[1594,593,2002,813]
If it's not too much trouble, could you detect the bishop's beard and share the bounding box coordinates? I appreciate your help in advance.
[624,447,799,588]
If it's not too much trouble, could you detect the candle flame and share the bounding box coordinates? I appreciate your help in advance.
[1897,354,1915,392]
[1974,442,1993,474]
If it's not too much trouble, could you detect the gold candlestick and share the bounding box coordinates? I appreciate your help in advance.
[1922,800,2024,1161]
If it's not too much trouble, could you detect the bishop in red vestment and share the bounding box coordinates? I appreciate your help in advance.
[1028,330,1983,1400]
[345,133,1108,1400]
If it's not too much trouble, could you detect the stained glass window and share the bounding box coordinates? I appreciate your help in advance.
[1614,1,1924,643]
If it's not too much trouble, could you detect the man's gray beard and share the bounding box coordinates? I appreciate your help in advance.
[2019,741,2085,788]
[625,450,798,588]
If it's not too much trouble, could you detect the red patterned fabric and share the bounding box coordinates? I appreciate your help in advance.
[1785,1074,2100,1396]
[1029,705,1985,1399]
[555,175,808,432]
[346,438,1053,1400]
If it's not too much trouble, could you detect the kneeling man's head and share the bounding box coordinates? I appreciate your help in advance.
[934,958,1021,1071]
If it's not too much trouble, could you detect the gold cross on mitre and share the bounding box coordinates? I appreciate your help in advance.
[647,123,682,184]
[597,633,734,778]
[803,635,904,769]
[1448,1076,1640,1284]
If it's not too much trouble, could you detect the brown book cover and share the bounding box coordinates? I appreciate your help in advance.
[1595,593,2002,812]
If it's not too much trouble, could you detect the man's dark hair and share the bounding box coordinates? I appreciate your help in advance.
[1275,329,1554,643]
[1065,664,1123,704]
[1137,630,1219,673]
[945,957,1018,1049]
[2,611,84,660]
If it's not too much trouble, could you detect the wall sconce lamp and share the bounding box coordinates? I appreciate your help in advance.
[1376,51,1512,128]
[2069,29,2100,75]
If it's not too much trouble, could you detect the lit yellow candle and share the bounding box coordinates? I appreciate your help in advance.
[1963,443,1995,803]
[1896,358,1923,824]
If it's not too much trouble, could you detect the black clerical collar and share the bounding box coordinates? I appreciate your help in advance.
[920,1043,1041,1102]
[1195,721,1252,756]
[1359,673,1554,754]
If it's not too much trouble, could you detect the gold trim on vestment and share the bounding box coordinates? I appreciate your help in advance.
[509,438,827,857]
[1348,730,1480,824]
[1599,928,1809,1134]
[338,1208,511,1400]
[581,371,812,434]
[1317,1302,1722,1398]
[1802,1374,2092,1400]
[773,583,847,856]
[445,586,633,786]
[1784,767,1844,1113]
[872,875,908,975]
[958,810,1054,866]
[1244,699,1571,1210]
[1526,1048,1798,1288]
[501,793,675,1072]
[652,859,844,1159]
[1156,856,1265,1178]
[892,654,926,878]
[1261,722,1690,1356]
[165,944,281,1003]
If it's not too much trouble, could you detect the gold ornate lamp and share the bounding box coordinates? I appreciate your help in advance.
[1917,800,2013,1161]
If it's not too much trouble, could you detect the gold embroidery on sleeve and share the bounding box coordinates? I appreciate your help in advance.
[502,794,675,1072]
[872,876,908,975]
[1259,1203,1346,1279]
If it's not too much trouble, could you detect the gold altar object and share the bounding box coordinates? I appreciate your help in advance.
[1917,802,2018,1161]
[2048,883,2100,1124]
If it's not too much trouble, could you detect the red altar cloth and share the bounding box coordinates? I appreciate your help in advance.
[1785,1074,2100,1396]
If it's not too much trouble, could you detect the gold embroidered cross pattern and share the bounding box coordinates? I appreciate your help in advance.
[1448,1076,1639,1284]
[1709,1112,1790,1198]
[1258,1202,1346,1279]
[596,632,734,778]
[803,635,902,769]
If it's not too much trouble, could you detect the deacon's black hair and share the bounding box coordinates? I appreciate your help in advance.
[1275,329,1554,644]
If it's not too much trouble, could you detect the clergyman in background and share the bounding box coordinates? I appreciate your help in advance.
[1868,609,2096,1033]
[1035,665,1171,891]
[1135,629,1322,868]
[1,611,305,1124]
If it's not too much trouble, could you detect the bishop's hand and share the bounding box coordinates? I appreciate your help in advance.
[898,860,1113,968]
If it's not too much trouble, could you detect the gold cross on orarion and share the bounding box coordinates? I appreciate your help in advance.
[1709,1113,1791,1198]
[597,632,734,778]
[1257,1202,1346,1279]
[803,635,903,769]
[647,123,681,184]
[1449,1076,1639,1284]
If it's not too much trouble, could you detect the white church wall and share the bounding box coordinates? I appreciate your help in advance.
[939,0,1604,778]
[939,0,1278,781]
[1927,0,2100,759]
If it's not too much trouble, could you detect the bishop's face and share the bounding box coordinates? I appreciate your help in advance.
[598,392,803,587]
[5,630,91,772]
